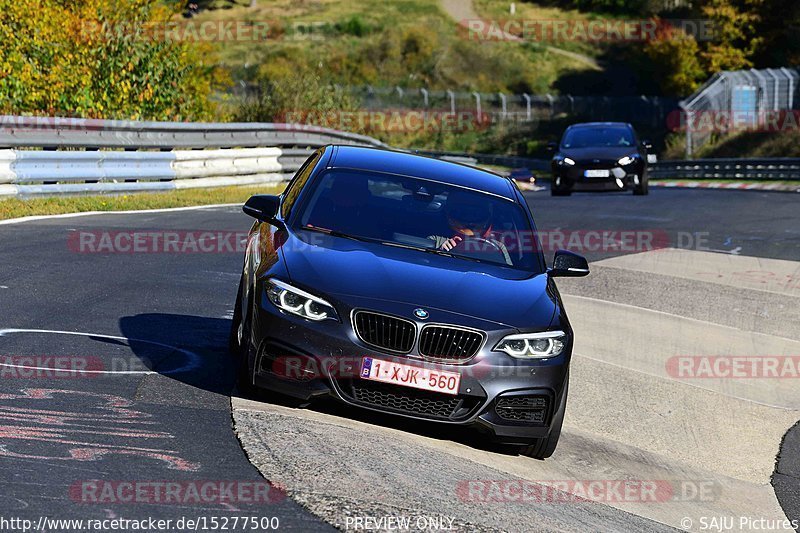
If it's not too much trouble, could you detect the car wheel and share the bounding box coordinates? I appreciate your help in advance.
[633,176,649,196]
[520,375,568,460]
[550,176,571,196]
[228,274,244,356]
[235,279,258,397]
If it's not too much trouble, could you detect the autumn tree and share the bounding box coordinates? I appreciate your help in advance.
[643,22,706,95]
[0,0,219,120]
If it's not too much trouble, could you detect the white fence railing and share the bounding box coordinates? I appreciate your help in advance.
[0,148,294,197]
[0,117,387,198]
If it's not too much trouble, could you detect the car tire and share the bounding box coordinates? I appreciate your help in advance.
[229,274,245,356]
[550,176,571,196]
[633,177,649,196]
[235,278,258,398]
[520,375,568,460]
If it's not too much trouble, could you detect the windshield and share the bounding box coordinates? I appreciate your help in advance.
[562,126,635,148]
[295,170,542,272]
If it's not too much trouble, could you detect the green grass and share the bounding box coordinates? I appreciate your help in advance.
[0,184,284,221]
[473,0,625,58]
[663,129,800,160]
[189,0,591,94]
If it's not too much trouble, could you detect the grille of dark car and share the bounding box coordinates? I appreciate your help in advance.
[338,379,484,421]
[495,396,549,424]
[353,311,416,353]
[577,159,617,169]
[418,326,484,361]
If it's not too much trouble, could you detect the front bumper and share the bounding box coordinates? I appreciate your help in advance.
[248,292,570,443]
[552,162,645,191]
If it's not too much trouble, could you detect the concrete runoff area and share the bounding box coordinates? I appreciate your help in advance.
[594,248,800,298]
[233,247,799,531]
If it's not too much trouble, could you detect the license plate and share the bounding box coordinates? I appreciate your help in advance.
[584,169,610,178]
[360,357,461,395]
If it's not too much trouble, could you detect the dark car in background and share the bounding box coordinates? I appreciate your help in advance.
[549,122,652,196]
[230,145,590,459]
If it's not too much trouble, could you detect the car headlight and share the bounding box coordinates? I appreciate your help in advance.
[266,279,338,321]
[617,155,636,166]
[562,157,576,166]
[494,330,567,358]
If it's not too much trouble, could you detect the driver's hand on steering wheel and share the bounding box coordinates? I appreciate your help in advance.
[440,236,462,251]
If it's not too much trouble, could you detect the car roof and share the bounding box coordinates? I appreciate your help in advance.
[566,122,632,129]
[325,145,517,200]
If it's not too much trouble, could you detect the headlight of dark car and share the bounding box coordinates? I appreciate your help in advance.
[494,330,567,359]
[266,279,339,321]
[617,155,637,166]
[555,155,576,166]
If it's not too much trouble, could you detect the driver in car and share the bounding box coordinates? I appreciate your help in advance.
[428,189,512,265]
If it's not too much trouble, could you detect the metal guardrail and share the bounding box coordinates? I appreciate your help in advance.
[417,150,800,181]
[0,148,297,197]
[0,116,387,150]
[0,117,387,198]
[647,158,800,180]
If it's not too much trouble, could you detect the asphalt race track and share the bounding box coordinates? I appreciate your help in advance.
[0,187,798,532]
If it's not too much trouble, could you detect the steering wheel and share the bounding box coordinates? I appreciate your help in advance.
[453,236,505,256]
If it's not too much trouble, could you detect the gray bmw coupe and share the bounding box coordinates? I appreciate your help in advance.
[231,145,589,459]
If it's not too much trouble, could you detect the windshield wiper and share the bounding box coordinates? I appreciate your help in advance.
[302,225,382,245]
[304,227,485,264]
[382,241,483,263]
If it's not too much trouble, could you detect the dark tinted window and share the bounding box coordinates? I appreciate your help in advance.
[296,170,541,272]
[281,150,322,219]
[562,126,635,148]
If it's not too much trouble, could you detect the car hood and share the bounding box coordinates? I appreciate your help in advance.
[280,232,556,331]
[559,146,638,161]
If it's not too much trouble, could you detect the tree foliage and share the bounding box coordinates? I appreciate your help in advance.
[643,22,706,95]
[0,0,219,120]
[558,0,797,95]
[233,58,359,124]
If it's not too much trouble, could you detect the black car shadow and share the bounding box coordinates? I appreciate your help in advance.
[118,313,237,396]
[117,312,522,457]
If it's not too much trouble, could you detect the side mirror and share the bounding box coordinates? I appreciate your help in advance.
[549,250,590,277]
[243,195,281,223]
[546,141,558,152]
[641,139,653,150]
